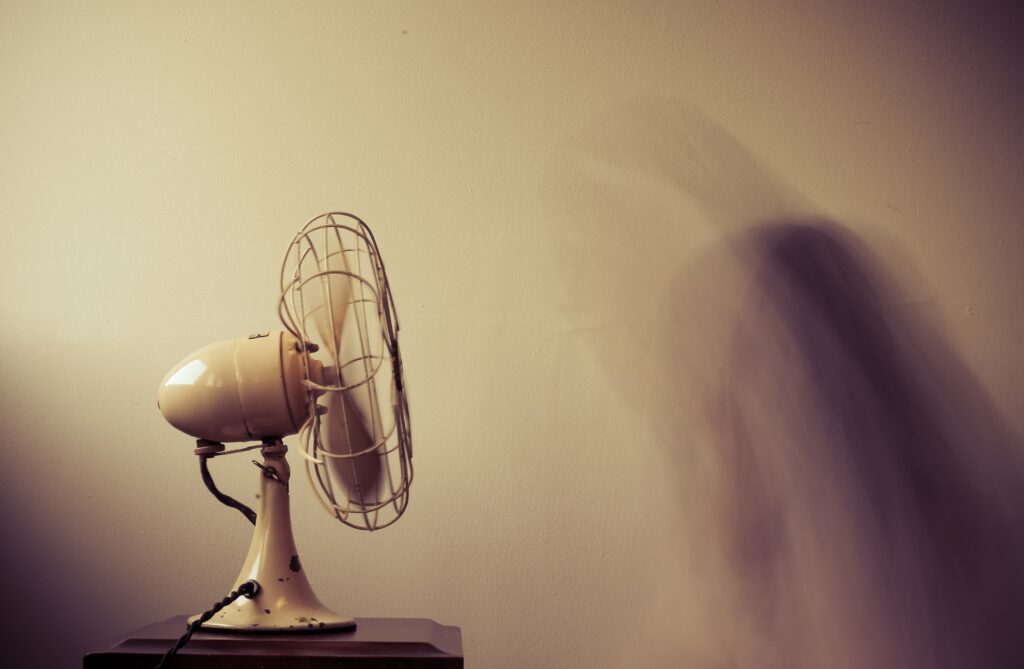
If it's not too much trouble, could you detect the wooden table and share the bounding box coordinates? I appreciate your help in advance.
[84,616,464,668]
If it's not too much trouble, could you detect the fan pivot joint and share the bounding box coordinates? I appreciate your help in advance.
[194,439,225,456]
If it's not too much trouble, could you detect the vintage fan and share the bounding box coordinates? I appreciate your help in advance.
[156,212,412,633]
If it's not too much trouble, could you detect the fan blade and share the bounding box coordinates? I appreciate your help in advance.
[322,389,384,509]
[305,243,352,358]
[307,239,387,442]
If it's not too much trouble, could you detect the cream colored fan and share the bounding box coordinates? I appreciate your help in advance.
[157,212,412,632]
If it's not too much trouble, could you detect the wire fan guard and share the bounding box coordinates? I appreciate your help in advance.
[279,212,412,530]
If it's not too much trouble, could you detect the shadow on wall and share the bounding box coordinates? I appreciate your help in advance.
[544,98,1024,668]
[0,493,128,667]
[699,222,1024,669]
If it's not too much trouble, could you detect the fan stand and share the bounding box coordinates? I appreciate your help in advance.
[191,440,357,632]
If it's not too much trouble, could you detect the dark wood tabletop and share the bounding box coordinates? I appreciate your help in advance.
[84,616,464,668]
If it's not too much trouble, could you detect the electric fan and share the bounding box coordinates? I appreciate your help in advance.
[156,212,412,634]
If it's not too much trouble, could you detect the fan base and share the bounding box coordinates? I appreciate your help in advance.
[191,442,358,634]
[189,605,356,633]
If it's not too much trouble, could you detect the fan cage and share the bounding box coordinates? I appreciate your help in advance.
[279,212,412,531]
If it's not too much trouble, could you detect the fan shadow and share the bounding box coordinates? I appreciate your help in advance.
[691,221,1024,669]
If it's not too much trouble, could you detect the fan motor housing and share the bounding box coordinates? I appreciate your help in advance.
[158,332,312,443]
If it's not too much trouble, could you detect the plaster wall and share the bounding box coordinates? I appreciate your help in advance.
[1,2,1022,667]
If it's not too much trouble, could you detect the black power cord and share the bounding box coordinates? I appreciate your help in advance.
[153,579,260,668]
[199,452,258,525]
[153,441,264,667]
[195,440,258,525]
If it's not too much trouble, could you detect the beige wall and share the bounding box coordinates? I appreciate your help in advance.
[2,2,1022,667]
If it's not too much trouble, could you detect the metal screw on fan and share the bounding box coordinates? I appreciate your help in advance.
[156,212,413,633]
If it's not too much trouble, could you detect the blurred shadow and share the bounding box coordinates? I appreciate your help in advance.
[543,97,1024,668]
[703,221,1024,668]
[0,493,129,667]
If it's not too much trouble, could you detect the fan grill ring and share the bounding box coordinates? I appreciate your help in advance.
[279,212,413,531]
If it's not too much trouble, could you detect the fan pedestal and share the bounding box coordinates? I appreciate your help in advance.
[193,441,356,632]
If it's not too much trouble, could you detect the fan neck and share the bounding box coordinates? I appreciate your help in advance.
[258,439,291,483]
